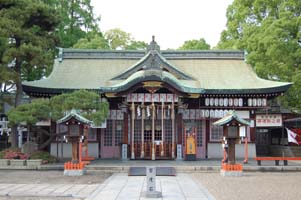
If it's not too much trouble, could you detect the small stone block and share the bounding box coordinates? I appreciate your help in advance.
[64,169,86,176]
[141,191,162,198]
[220,169,243,177]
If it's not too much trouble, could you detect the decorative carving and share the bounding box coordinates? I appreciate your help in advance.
[146,35,160,52]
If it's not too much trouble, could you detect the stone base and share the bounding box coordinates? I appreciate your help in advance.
[141,191,162,198]
[220,169,243,177]
[64,169,86,176]
[185,154,196,161]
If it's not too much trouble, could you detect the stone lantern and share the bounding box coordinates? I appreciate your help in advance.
[213,110,250,176]
[57,109,92,176]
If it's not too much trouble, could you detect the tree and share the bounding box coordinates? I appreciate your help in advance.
[73,32,110,49]
[7,90,109,150]
[217,0,301,112]
[104,28,131,50]
[178,38,211,50]
[126,41,148,50]
[7,99,51,142]
[74,28,148,50]
[43,0,101,48]
[104,28,148,50]
[0,0,59,146]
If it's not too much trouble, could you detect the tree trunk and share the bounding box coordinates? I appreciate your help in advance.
[27,125,30,142]
[38,131,67,150]
[11,41,23,148]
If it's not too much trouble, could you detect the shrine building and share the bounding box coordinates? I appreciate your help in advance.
[22,37,292,160]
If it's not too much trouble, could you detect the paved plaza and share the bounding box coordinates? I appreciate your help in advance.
[0,183,99,199]
[87,173,215,200]
[1,161,301,200]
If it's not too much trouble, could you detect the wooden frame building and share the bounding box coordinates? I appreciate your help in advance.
[22,38,291,160]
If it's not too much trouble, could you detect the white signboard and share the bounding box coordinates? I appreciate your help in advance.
[256,114,282,127]
[176,144,182,160]
[127,93,178,102]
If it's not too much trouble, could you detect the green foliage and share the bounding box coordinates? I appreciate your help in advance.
[8,90,109,127]
[104,28,131,50]
[178,38,211,50]
[43,0,101,48]
[73,32,110,49]
[103,28,147,50]
[50,90,109,125]
[126,41,148,50]
[0,0,59,104]
[29,151,57,164]
[7,99,51,126]
[73,28,148,50]
[217,0,301,112]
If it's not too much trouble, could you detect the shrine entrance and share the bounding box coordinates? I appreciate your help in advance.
[133,119,174,160]
[127,93,178,160]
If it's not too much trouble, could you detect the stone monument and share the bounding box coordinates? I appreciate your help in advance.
[141,167,162,198]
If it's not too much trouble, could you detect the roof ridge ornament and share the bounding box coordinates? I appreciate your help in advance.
[147,35,160,53]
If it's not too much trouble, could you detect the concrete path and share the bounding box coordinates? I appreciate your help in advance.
[86,173,215,200]
[0,183,99,199]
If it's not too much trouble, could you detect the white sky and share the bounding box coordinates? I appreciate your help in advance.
[91,0,234,50]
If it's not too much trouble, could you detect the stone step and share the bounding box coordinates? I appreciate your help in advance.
[128,166,176,176]
[85,165,221,173]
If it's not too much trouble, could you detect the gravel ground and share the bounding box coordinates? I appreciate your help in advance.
[192,172,301,200]
[0,170,111,184]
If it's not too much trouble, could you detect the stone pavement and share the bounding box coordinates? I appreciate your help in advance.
[86,173,215,200]
[0,183,99,199]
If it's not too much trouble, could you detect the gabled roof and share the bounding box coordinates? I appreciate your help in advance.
[57,109,92,125]
[213,110,250,126]
[111,50,193,80]
[100,69,204,94]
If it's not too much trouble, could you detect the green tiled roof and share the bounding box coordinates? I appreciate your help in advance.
[22,49,292,96]
[213,110,250,126]
[57,109,92,125]
[111,50,193,80]
[100,69,204,94]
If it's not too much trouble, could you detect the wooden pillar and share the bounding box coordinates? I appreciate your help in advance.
[123,113,128,144]
[250,111,256,142]
[83,125,89,157]
[244,136,248,164]
[205,119,210,158]
[161,101,164,156]
[228,138,236,164]
[171,102,175,159]
[72,141,79,163]
[79,142,82,163]
[131,102,135,159]
[177,113,183,145]
[151,102,155,160]
[141,103,145,158]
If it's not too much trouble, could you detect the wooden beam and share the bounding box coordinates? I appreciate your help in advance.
[152,102,155,160]
[141,102,145,158]
[131,102,135,159]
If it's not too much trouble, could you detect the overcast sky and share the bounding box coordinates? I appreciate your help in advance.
[91,0,234,49]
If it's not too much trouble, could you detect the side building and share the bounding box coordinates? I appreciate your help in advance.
[22,38,292,160]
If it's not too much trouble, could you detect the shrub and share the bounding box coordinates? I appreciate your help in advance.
[29,151,57,164]
[1,148,29,160]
